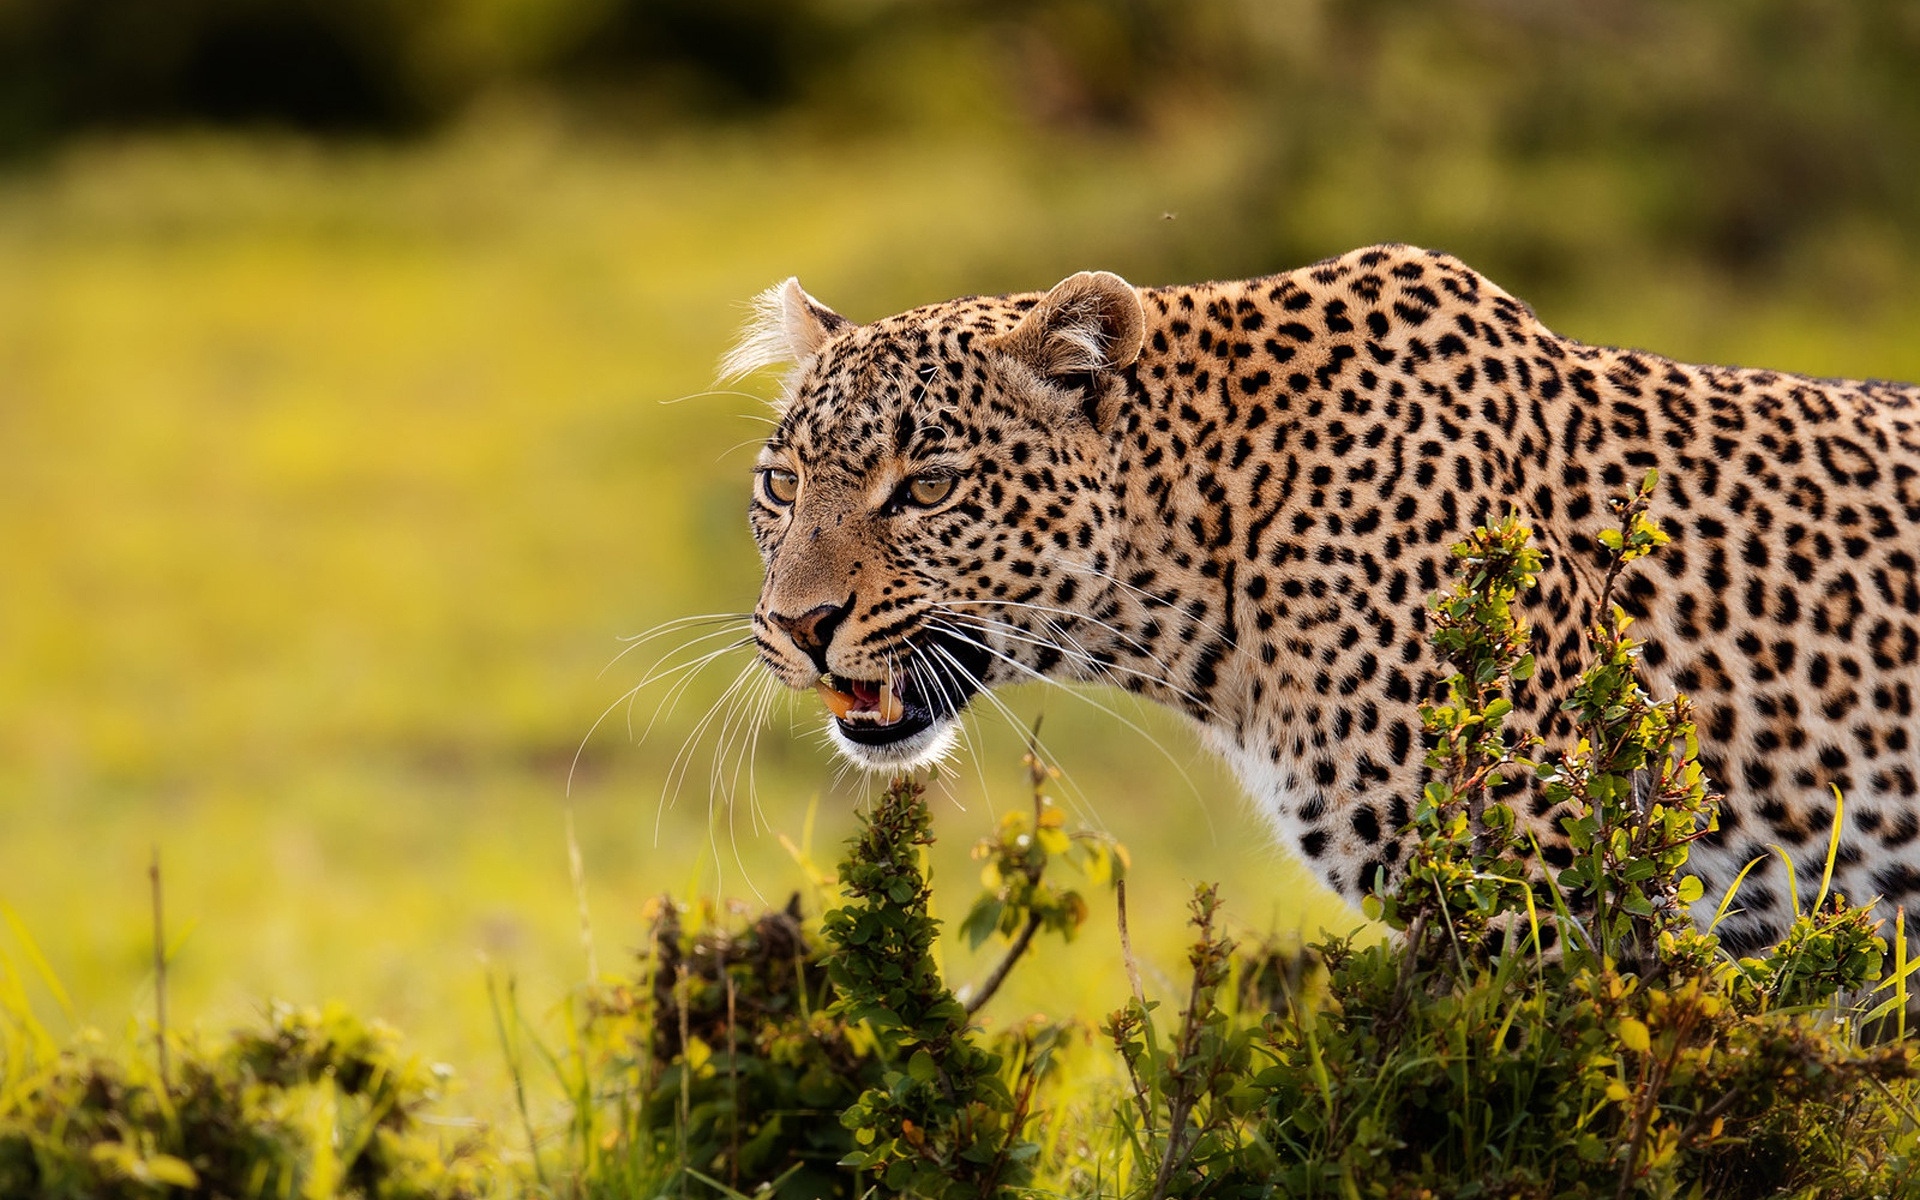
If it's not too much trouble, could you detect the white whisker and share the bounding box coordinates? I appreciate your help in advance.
[570,632,753,796]
[930,606,1206,712]
[659,387,780,407]
[924,617,1203,809]
[928,596,1180,677]
[923,641,1104,828]
[1059,559,1238,645]
[657,659,763,844]
[601,612,752,677]
[629,638,757,744]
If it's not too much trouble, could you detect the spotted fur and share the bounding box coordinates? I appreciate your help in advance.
[740,244,1920,952]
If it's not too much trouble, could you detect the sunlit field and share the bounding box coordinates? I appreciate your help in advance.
[5,111,1919,1133]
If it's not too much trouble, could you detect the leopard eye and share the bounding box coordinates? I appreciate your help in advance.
[904,473,956,507]
[761,468,799,506]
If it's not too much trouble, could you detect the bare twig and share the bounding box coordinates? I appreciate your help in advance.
[677,962,692,1195]
[1110,880,1156,1137]
[982,1046,1047,1198]
[726,964,739,1191]
[966,731,1061,1016]
[1118,879,1146,1007]
[1614,1001,1695,1200]
[1150,888,1231,1200]
[149,846,170,1092]
[964,911,1044,1016]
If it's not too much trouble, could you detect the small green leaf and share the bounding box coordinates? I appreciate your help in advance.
[907,1048,937,1082]
[1616,1017,1651,1053]
[960,897,1005,950]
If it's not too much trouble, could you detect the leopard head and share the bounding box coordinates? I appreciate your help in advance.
[731,271,1145,769]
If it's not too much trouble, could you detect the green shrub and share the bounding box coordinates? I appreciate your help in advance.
[0,1000,495,1199]
[512,888,879,1199]
[1093,482,1920,1198]
[823,776,1040,1198]
[534,760,1107,1200]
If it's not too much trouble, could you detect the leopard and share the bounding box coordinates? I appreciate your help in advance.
[729,243,1920,955]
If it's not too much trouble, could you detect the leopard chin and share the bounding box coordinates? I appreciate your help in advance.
[828,716,960,771]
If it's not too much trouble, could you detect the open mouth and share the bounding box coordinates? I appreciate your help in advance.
[814,674,935,746]
[809,633,990,750]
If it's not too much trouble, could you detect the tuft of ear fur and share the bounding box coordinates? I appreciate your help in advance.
[719,277,850,382]
[987,271,1144,379]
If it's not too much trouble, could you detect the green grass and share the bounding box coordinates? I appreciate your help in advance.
[0,119,1353,1129]
[3,111,1919,1143]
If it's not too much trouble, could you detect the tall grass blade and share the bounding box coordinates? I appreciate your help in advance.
[566,808,599,983]
[488,970,550,1193]
[1812,784,1846,915]
[0,905,75,1025]
[1767,844,1803,920]
[1708,854,1770,933]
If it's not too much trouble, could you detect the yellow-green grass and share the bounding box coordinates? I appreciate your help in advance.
[0,122,1336,1130]
[3,115,1917,1132]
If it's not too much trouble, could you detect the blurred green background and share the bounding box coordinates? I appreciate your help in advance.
[4,0,1920,1124]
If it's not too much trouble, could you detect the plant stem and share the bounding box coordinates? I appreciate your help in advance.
[965,910,1044,1016]
[149,846,169,1093]
[1117,878,1146,1007]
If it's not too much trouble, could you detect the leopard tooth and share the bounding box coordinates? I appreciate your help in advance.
[816,681,856,720]
[877,686,904,725]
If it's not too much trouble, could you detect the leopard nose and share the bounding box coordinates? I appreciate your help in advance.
[769,598,852,675]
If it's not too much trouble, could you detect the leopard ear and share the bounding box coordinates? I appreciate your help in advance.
[720,277,850,380]
[988,271,1144,379]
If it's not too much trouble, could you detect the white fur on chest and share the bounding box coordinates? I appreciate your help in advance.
[1204,726,1326,861]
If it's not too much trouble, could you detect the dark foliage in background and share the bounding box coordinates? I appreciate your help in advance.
[0,0,443,144]
[5,0,1919,278]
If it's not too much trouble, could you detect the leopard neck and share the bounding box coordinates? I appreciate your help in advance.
[1087,267,1574,743]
